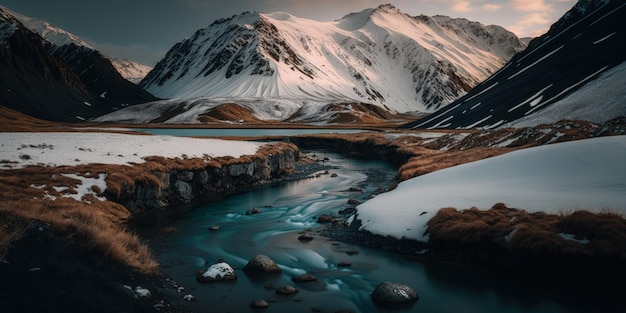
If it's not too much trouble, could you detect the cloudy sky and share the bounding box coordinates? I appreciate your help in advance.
[3,0,576,66]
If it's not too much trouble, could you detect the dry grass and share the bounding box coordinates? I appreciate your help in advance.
[0,140,299,273]
[427,203,626,259]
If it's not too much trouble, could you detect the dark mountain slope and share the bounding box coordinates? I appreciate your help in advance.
[0,7,155,123]
[403,0,625,129]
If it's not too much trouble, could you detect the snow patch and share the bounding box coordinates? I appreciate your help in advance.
[0,132,262,169]
[355,136,626,241]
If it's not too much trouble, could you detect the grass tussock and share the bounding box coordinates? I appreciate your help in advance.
[427,203,626,259]
[0,197,158,273]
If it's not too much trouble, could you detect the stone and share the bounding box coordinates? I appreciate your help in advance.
[243,255,281,273]
[250,299,269,308]
[317,214,333,223]
[298,232,314,242]
[174,180,192,203]
[208,225,220,231]
[347,198,360,205]
[292,273,318,282]
[370,282,418,303]
[276,285,299,295]
[196,262,237,282]
[246,207,261,215]
[338,207,356,215]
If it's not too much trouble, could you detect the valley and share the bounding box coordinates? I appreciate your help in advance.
[0,0,625,312]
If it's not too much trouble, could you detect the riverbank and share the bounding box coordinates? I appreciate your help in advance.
[0,131,328,312]
[319,203,626,285]
[1,116,624,312]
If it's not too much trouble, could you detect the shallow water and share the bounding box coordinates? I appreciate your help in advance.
[147,151,621,313]
[132,128,367,137]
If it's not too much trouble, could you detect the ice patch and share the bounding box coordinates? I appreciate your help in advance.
[558,233,590,244]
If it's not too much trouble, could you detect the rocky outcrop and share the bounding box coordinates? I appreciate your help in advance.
[107,143,299,221]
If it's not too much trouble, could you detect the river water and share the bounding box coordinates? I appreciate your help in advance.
[146,148,620,313]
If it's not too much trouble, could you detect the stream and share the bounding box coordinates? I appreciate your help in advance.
[146,149,619,313]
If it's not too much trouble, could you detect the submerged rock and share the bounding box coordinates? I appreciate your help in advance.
[196,262,237,282]
[243,255,281,273]
[250,299,269,308]
[298,232,314,242]
[276,285,299,295]
[370,282,418,303]
[292,273,318,282]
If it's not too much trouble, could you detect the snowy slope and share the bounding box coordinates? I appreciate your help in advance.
[404,0,626,129]
[7,6,91,48]
[355,136,626,242]
[110,58,153,84]
[141,4,525,114]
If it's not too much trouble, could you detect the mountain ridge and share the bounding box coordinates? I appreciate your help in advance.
[139,4,526,116]
[403,0,625,129]
[0,6,156,122]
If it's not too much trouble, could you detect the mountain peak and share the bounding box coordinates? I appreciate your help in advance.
[373,3,401,14]
[140,5,526,116]
[2,5,91,48]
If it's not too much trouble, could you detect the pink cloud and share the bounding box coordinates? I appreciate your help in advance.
[451,1,473,12]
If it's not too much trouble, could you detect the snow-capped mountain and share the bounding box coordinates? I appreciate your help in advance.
[0,6,156,122]
[8,7,153,84]
[140,4,526,114]
[403,0,626,130]
[110,58,153,84]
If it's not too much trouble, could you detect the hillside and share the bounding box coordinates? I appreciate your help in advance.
[403,0,626,129]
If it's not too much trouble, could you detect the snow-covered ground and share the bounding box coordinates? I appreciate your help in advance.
[0,132,261,169]
[355,136,626,242]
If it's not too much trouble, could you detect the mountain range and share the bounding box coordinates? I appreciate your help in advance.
[136,4,526,117]
[1,1,623,127]
[0,6,156,122]
[403,0,626,129]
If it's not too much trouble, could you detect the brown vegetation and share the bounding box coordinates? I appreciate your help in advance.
[0,139,298,273]
[427,203,626,259]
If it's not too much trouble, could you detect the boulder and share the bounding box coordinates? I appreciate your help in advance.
[276,285,299,295]
[317,214,334,223]
[347,198,360,205]
[297,232,314,242]
[370,282,418,303]
[243,255,281,273]
[250,299,269,308]
[196,262,237,282]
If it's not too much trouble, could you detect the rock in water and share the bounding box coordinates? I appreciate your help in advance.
[276,285,299,295]
[250,299,269,308]
[242,255,281,273]
[196,262,237,282]
[370,282,418,303]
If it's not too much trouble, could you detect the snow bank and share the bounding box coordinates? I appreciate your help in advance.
[0,132,262,169]
[355,136,626,242]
